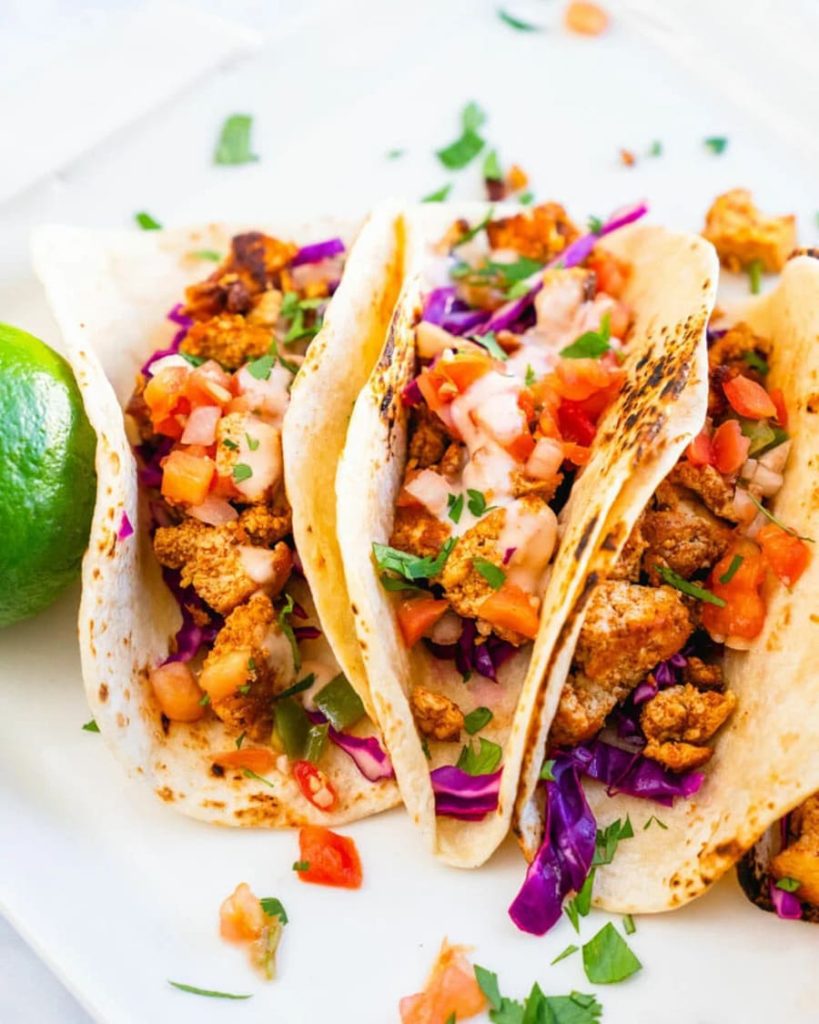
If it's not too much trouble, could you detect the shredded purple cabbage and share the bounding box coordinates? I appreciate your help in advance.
[430,765,502,820]
[424,618,516,682]
[292,237,345,267]
[402,377,423,407]
[117,511,134,541]
[475,201,649,336]
[770,881,803,920]
[707,325,728,344]
[161,568,219,664]
[421,286,492,336]
[508,758,596,935]
[307,710,394,782]
[291,601,308,621]
[502,547,516,566]
[612,702,647,747]
[568,738,704,806]
[136,437,173,490]
[293,625,321,641]
[140,304,192,378]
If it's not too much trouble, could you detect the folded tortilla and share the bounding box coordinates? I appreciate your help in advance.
[336,203,719,866]
[31,212,404,826]
[514,254,819,910]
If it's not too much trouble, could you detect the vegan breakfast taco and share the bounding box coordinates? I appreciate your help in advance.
[510,251,818,933]
[336,199,722,866]
[32,211,406,826]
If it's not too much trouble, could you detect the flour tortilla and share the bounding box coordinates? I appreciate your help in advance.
[336,202,719,865]
[31,214,403,826]
[515,255,819,911]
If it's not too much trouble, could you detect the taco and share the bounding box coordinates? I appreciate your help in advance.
[336,200,720,866]
[31,211,405,827]
[737,794,819,924]
[511,253,818,933]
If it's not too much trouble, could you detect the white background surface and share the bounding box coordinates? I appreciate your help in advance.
[1,2,818,1022]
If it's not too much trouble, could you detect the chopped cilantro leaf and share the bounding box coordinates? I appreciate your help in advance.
[719,554,744,584]
[198,692,211,706]
[747,258,763,295]
[235,731,246,749]
[245,433,260,451]
[775,877,801,893]
[222,438,239,451]
[82,719,100,733]
[274,674,315,702]
[656,565,726,606]
[260,897,288,923]
[466,489,495,517]
[623,914,636,935]
[550,944,579,965]
[505,280,530,299]
[566,870,595,924]
[593,816,634,866]
[704,136,728,155]
[247,354,274,380]
[745,492,814,542]
[742,350,770,376]
[474,965,502,1010]
[471,330,508,361]
[422,183,453,203]
[454,207,494,247]
[498,8,539,31]
[277,593,301,672]
[269,337,300,375]
[189,249,222,262]
[540,759,556,781]
[168,981,251,1000]
[243,768,275,788]
[214,114,258,165]
[445,1015,456,1024]
[565,900,581,933]
[135,211,161,231]
[387,148,405,159]
[378,573,425,594]
[373,538,455,584]
[473,558,505,589]
[232,463,253,483]
[448,492,465,524]
[483,149,502,181]
[464,706,493,734]
[237,684,250,695]
[179,351,206,367]
[489,997,524,1024]
[519,191,534,206]
[421,738,431,760]
[462,101,486,133]
[648,140,663,157]
[582,922,642,984]
[292,860,310,872]
[436,103,486,170]
[525,364,536,388]
[587,215,604,235]
[561,311,611,359]
[457,736,502,775]
[487,255,543,284]
[643,814,667,831]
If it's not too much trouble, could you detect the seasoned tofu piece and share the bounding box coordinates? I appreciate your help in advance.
[703,189,796,273]
[486,203,579,262]
[390,505,452,561]
[641,683,737,771]
[668,462,739,521]
[410,686,464,742]
[408,405,451,470]
[573,580,694,690]
[609,517,649,583]
[215,412,283,503]
[641,494,732,583]
[550,670,632,746]
[682,656,724,689]
[181,313,272,370]
[154,518,292,615]
[772,796,819,906]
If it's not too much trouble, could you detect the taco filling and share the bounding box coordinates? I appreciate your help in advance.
[371,203,648,814]
[511,316,812,934]
[126,231,392,812]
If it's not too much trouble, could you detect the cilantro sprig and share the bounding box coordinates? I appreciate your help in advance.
[656,565,726,607]
[561,312,611,359]
[436,102,487,170]
[373,539,455,588]
[457,736,502,775]
[214,114,258,165]
[582,922,642,984]
[169,981,251,1000]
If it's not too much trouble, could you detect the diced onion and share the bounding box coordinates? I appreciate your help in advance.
[731,487,758,524]
[525,437,564,480]
[758,440,791,475]
[189,495,238,526]
[181,405,221,446]
[751,464,784,497]
[405,469,451,518]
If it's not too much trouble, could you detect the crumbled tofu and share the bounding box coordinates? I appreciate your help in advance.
[703,189,796,272]
[409,686,464,742]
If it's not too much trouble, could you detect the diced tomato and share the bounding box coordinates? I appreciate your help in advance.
[723,375,776,420]
[160,449,215,505]
[564,0,609,36]
[757,523,810,587]
[292,761,338,812]
[396,596,450,648]
[517,389,536,423]
[441,353,494,394]
[181,404,221,446]
[149,661,205,722]
[686,429,713,467]
[399,941,488,1024]
[769,387,788,427]
[557,401,597,446]
[211,748,278,773]
[701,540,767,641]
[479,581,539,640]
[562,442,591,466]
[506,431,536,462]
[607,300,631,339]
[537,405,561,439]
[553,358,611,401]
[143,366,190,434]
[199,648,253,701]
[225,395,253,415]
[588,250,629,298]
[296,826,362,888]
[711,419,750,475]
[219,883,265,942]
[185,360,233,408]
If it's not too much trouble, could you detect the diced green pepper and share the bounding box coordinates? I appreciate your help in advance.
[313,674,365,730]
[304,722,329,764]
[739,417,788,457]
[273,697,309,759]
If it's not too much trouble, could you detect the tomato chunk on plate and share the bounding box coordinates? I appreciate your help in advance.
[295,826,362,889]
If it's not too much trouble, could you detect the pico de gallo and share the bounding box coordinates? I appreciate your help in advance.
[125,231,393,809]
[510,314,812,935]
[372,202,646,815]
